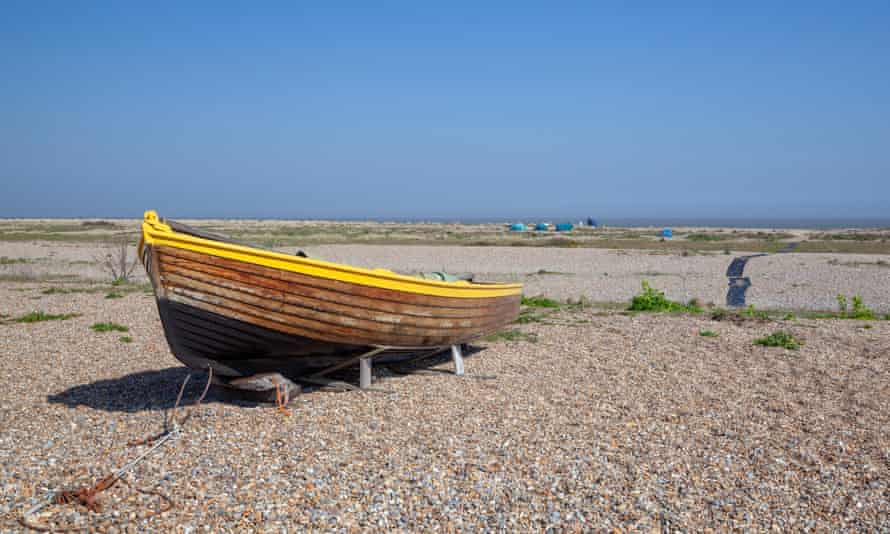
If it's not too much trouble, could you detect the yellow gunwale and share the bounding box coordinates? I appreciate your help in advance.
[140,211,523,298]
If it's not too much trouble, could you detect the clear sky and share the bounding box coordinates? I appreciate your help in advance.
[2,1,888,220]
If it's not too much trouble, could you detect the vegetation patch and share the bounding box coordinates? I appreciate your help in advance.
[91,322,129,333]
[521,295,561,308]
[836,294,877,320]
[81,220,118,228]
[629,281,701,313]
[484,329,538,343]
[744,304,771,320]
[815,232,884,241]
[14,311,80,323]
[686,233,730,242]
[699,330,719,337]
[119,335,133,343]
[105,291,123,299]
[754,331,801,350]
[0,256,33,265]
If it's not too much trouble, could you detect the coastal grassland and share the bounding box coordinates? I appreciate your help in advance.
[2,218,889,253]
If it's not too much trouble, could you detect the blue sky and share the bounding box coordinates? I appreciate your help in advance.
[2,2,888,219]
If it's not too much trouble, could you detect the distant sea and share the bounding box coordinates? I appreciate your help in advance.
[19,215,889,230]
[331,217,890,230]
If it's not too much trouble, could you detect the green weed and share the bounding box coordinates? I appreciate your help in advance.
[836,294,847,314]
[119,335,133,343]
[91,322,129,333]
[836,294,877,320]
[699,330,719,337]
[14,311,80,323]
[521,295,561,308]
[516,309,545,324]
[0,256,32,265]
[754,331,801,350]
[629,281,700,313]
[105,291,123,299]
[744,305,770,320]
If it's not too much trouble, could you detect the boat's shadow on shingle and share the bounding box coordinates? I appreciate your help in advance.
[47,367,218,412]
[47,346,485,412]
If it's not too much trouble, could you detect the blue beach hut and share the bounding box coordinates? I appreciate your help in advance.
[509,223,527,232]
[662,227,673,239]
[555,223,574,232]
[534,223,549,231]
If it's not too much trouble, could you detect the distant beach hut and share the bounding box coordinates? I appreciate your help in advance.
[586,217,598,227]
[662,227,673,239]
[555,223,574,232]
[534,223,549,231]
[509,223,527,232]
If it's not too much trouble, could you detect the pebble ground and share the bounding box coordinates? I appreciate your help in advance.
[2,282,889,531]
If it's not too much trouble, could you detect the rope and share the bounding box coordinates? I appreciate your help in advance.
[17,368,213,532]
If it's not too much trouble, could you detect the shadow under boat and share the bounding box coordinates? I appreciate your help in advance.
[47,345,485,413]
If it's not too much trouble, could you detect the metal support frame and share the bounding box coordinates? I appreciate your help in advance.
[451,344,465,376]
[309,346,389,389]
[307,343,467,389]
[359,357,373,388]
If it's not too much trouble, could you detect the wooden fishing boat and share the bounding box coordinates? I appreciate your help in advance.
[138,211,522,387]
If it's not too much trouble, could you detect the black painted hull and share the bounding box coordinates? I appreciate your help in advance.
[155,297,369,377]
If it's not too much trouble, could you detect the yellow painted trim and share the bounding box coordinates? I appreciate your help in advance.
[141,210,523,298]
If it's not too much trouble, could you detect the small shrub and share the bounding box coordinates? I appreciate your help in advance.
[15,311,80,323]
[783,313,795,321]
[699,330,718,337]
[105,291,123,299]
[836,294,848,314]
[836,294,877,320]
[629,281,700,313]
[850,295,876,320]
[119,336,133,343]
[521,295,560,308]
[744,304,770,320]
[755,331,801,350]
[95,236,139,284]
[91,322,129,333]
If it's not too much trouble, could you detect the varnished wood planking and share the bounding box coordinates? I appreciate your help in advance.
[162,275,512,340]
[153,245,518,346]
[158,246,518,309]
[159,256,518,320]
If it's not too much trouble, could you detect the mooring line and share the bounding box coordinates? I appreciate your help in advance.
[17,369,213,532]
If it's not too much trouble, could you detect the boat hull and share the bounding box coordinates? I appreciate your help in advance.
[143,240,521,377]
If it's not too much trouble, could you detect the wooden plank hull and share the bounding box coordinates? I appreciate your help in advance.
[143,239,520,377]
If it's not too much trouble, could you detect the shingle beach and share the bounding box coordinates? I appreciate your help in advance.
[2,241,889,531]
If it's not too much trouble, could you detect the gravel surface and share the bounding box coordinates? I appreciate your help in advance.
[1,242,889,531]
[307,245,890,313]
[3,241,888,312]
